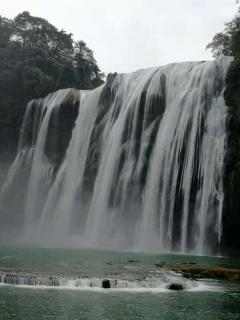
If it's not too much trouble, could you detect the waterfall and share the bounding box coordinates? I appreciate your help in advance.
[0,58,231,255]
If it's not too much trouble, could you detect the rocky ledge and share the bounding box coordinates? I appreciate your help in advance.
[156,262,240,283]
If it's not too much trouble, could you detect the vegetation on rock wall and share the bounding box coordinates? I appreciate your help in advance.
[0,11,104,168]
[207,5,240,255]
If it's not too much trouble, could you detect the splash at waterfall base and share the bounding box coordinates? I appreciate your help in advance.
[0,58,234,255]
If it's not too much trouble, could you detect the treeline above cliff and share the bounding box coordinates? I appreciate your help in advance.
[0,11,104,164]
[207,6,240,109]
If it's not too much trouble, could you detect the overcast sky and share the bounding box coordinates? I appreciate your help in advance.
[1,0,238,74]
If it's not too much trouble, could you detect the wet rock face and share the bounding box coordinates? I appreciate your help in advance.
[222,59,240,256]
[0,122,23,187]
[44,89,80,166]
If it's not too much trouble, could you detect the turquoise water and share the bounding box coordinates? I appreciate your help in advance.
[0,286,240,320]
[0,247,240,320]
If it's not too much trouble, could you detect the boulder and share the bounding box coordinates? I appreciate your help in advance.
[102,279,111,289]
[157,263,240,283]
[167,283,184,291]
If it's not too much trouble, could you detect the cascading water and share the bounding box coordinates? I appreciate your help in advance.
[0,58,231,255]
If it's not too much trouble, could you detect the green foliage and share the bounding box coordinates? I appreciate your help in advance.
[74,41,105,90]
[206,5,240,110]
[206,10,240,57]
[0,11,104,162]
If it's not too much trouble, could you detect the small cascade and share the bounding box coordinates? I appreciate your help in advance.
[0,274,59,287]
[0,58,231,255]
[0,271,218,292]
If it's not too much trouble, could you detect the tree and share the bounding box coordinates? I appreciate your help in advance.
[0,16,13,47]
[74,41,105,89]
[207,5,240,57]
[0,12,104,164]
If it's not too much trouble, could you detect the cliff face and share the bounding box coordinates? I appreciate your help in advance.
[222,58,240,255]
[43,89,80,166]
[0,106,24,187]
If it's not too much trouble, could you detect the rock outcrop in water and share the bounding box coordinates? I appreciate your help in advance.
[0,58,238,255]
[102,279,111,288]
[157,263,240,283]
[167,283,184,290]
